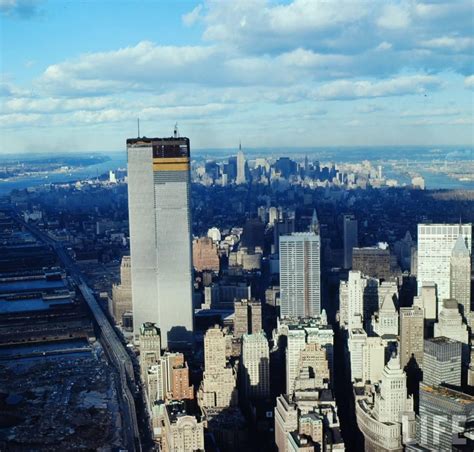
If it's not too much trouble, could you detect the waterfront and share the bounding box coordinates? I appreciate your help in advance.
[0,146,472,196]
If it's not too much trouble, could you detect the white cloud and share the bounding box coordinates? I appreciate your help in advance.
[316,75,441,100]
[0,112,42,127]
[182,4,203,26]
[464,75,474,89]
[400,107,461,117]
[39,41,219,95]
[420,36,474,52]
[4,96,115,113]
[377,4,410,30]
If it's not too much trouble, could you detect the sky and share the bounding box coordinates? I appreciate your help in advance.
[0,0,473,153]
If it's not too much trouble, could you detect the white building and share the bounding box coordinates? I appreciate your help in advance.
[348,328,367,382]
[362,337,385,384]
[207,227,221,243]
[371,292,399,337]
[417,223,472,302]
[198,326,238,408]
[242,332,270,400]
[280,233,321,318]
[434,299,469,345]
[450,234,471,320]
[278,317,334,395]
[236,147,247,184]
[413,283,437,321]
[127,136,194,348]
[356,355,415,451]
[339,271,378,330]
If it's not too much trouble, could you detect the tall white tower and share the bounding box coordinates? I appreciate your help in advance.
[450,233,471,319]
[417,223,472,301]
[280,232,321,318]
[236,143,247,184]
[373,354,411,423]
[127,135,194,349]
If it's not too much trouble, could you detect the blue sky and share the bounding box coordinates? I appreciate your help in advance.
[1,0,473,153]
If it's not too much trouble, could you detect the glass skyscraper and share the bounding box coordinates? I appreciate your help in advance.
[127,135,193,349]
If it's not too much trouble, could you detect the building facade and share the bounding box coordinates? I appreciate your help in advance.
[423,337,462,387]
[242,332,270,400]
[399,306,424,369]
[280,233,321,318]
[127,135,194,348]
[110,255,132,324]
[343,215,358,269]
[417,223,472,301]
[450,234,471,319]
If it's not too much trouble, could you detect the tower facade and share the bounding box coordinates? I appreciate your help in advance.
[127,135,193,348]
[242,332,270,400]
[399,306,424,369]
[450,234,471,319]
[280,232,321,318]
[417,223,472,301]
[423,337,462,387]
[343,214,358,269]
[110,255,132,323]
[236,147,246,184]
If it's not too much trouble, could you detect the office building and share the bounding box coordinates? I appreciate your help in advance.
[339,271,378,330]
[297,342,330,389]
[343,215,358,269]
[399,306,424,369]
[280,232,321,318]
[417,383,474,451]
[371,292,399,337]
[110,255,132,324]
[362,336,385,384]
[348,328,367,382]
[417,223,472,301]
[356,354,415,451]
[281,317,334,394]
[139,322,161,380]
[423,337,462,387]
[146,352,194,403]
[413,283,437,321]
[127,135,194,348]
[162,401,204,452]
[450,234,471,319]
[192,237,220,272]
[433,299,469,345]
[242,332,270,400]
[233,299,262,339]
[236,146,247,184]
[275,395,298,452]
[352,243,391,280]
[198,326,238,408]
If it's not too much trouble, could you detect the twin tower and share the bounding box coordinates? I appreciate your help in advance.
[127,135,194,349]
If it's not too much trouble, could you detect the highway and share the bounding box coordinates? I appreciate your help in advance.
[14,214,142,451]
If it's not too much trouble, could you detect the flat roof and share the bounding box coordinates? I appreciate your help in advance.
[0,278,65,295]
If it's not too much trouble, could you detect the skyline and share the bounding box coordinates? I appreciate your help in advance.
[1,0,474,153]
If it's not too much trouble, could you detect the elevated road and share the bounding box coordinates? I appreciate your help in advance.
[13,214,141,451]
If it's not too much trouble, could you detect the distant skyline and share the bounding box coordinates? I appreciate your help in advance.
[1,0,473,153]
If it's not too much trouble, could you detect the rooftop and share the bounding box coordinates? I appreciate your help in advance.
[420,383,474,405]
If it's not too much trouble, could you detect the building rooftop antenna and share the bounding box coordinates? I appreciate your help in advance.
[137,117,140,138]
[174,123,179,138]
